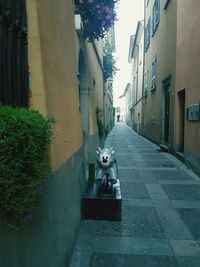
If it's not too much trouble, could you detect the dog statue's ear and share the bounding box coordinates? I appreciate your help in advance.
[110,147,115,155]
[96,147,101,155]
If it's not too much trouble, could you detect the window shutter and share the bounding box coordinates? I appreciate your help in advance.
[143,71,148,96]
[145,17,151,52]
[148,17,151,45]
[145,71,148,91]
[151,57,157,90]
[152,5,155,35]
[152,0,160,36]
[152,59,154,88]
[156,0,160,26]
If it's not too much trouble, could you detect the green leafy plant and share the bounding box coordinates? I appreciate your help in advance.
[96,107,104,138]
[0,105,54,225]
[75,0,119,40]
[103,38,117,80]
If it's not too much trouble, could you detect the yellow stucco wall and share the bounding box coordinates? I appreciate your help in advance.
[27,0,47,116]
[27,0,83,171]
[85,41,104,136]
[89,89,98,135]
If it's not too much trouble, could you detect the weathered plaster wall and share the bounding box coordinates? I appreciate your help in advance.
[0,148,86,267]
[0,1,87,266]
[175,0,200,172]
[28,0,47,116]
[85,41,104,155]
[142,0,177,145]
[85,41,104,127]
[0,0,105,265]
[28,0,83,171]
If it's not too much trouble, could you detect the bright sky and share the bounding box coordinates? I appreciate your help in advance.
[113,0,144,107]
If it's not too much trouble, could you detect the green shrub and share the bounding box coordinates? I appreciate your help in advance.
[0,105,54,224]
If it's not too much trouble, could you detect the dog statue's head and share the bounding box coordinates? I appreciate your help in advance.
[96,147,115,168]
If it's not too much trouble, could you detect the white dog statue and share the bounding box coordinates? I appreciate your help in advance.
[96,147,118,193]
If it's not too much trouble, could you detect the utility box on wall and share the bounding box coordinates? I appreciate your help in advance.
[187,104,200,121]
[74,14,83,32]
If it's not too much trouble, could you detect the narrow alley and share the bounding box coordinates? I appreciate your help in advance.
[70,123,200,267]
[1,1,200,266]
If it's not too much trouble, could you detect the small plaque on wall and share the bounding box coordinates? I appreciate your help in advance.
[187,104,200,121]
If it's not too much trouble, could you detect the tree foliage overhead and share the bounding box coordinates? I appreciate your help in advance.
[103,38,117,80]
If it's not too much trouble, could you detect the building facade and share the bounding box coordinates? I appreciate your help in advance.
[0,0,104,266]
[103,27,116,136]
[143,0,200,173]
[174,0,200,173]
[115,96,126,123]
[122,83,131,126]
[104,78,114,134]
[142,0,177,150]
[128,21,144,134]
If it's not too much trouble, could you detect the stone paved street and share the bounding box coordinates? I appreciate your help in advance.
[70,123,200,267]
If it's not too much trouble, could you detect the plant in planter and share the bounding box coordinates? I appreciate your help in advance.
[0,105,54,226]
[75,0,119,40]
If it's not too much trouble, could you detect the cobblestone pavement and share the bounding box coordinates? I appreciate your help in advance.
[70,123,200,267]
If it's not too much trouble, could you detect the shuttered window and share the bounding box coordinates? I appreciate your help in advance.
[152,0,160,36]
[144,70,148,96]
[145,17,151,52]
[151,57,157,90]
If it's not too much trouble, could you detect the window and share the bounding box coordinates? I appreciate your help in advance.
[144,70,148,96]
[145,17,151,52]
[151,57,157,90]
[139,43,143,65]
[0,0,29,107]
[152,0,160,36]
[164,0,171,10]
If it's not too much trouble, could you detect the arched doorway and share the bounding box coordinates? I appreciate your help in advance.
[78,49,89,177]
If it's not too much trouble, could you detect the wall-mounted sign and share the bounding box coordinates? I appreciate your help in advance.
[187,104,200,121]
